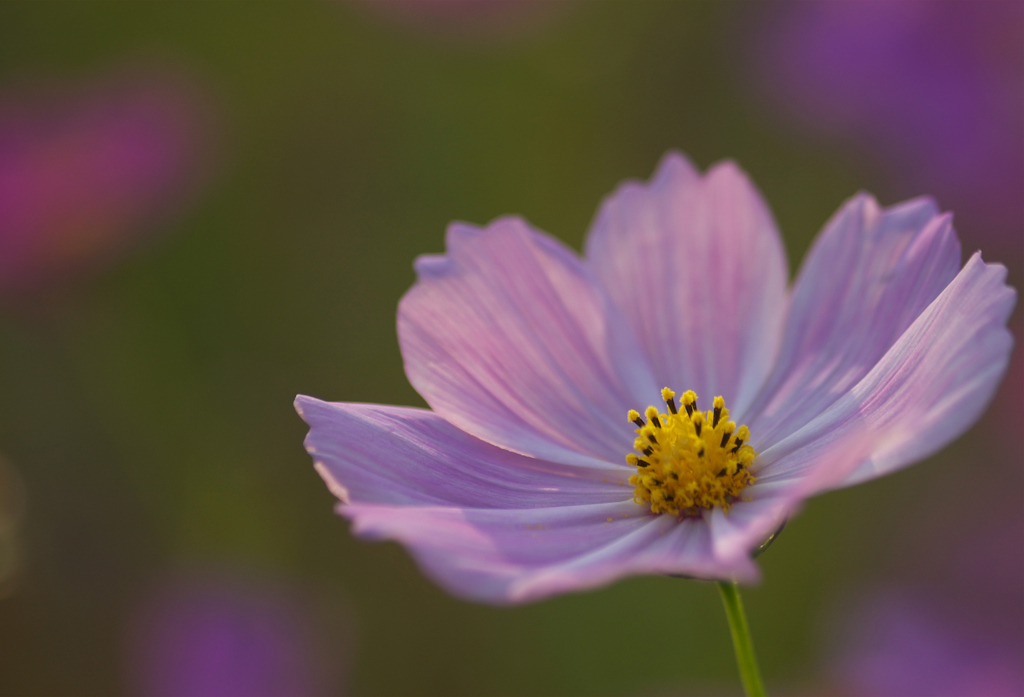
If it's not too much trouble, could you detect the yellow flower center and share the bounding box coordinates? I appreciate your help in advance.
[626,389,757,516]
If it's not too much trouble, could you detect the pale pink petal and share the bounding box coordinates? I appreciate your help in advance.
[709,250,1012,563]
[708,424,877,564]
[585,152,789,416]
[398,217,659,468]
[346,503,755,604]
[744,194,961,447]
[296,395,753,603]
[756,252,1015,489]
[295,396,631,505]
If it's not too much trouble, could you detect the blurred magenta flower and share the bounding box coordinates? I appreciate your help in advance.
[830,589,1024,697]
[123,569,350,697]
[0,67,215,294]
[297,151,1015,604]
[745,1,1024,252]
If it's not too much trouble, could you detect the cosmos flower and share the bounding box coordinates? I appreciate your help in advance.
[296,152,1015,604]
[0,66,215,294]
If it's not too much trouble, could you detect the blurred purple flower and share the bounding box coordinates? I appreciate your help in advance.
[0,66,215,294]
[830,589,1024,697]
[296,151,1015,604]
[123,569,351,697]
[746,1,1024,252]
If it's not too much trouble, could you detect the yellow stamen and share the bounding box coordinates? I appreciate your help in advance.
[625,389,757,516]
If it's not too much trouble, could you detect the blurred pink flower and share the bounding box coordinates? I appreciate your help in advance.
[123,568,351,697]
[297,151,1015,604]
[830,589,1024,697]
[0,66,215,294]
[744,0,1024,254]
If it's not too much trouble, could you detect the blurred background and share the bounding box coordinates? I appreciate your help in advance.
[0,1,1020,695]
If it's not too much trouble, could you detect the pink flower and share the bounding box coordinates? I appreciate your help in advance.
[0,67,215,294]
[123,569,351,697]
[296,152,1015,604]
[741,1,1023,254]
[829,589,1024,697]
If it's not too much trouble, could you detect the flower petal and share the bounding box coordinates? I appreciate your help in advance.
[745,193,962,447]
[710,251,1014,563]
[295,396,631,506]
[584,152,789,416]
[708,424,878,564]
[296,395,756,603]
[398,217,659,468]
[344,503,756,604]
[757,252,1015,489]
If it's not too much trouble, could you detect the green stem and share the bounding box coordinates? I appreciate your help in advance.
[717,581,767,697]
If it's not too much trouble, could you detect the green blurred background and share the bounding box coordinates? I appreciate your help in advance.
[0,2,1019,695]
